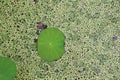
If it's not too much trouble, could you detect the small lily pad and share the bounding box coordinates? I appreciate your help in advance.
[0,56,16,80]
[37,28,65,61]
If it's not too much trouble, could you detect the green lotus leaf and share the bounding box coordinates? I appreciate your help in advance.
[37,28,65,61]
[0,56,16,80]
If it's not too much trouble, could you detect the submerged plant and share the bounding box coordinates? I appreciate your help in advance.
[37,28,65,61]
[0,56,16,80]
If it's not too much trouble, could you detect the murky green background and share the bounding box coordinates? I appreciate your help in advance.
[0,0,120,80]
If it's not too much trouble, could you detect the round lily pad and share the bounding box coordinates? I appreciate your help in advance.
[0,56,16,80]
[37,28,65,61]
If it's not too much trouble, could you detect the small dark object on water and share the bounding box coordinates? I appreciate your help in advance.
[112,35,118,41]
[37,22,47,29]
[36,30,40,35]
[33,0,38,4]
[34,38,38,43]
[54,69,59,73]
[34,22,47,43]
